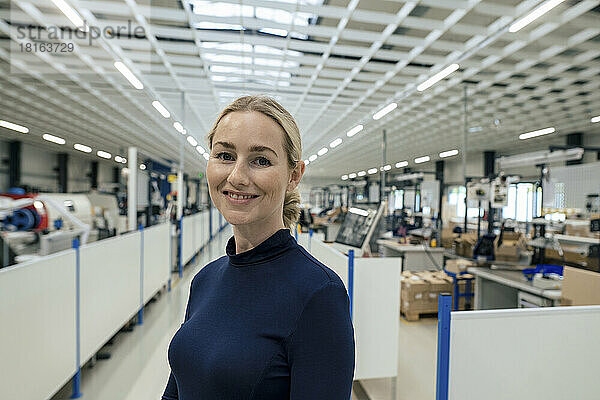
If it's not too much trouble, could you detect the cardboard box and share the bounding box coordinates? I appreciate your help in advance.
[495,245,521,262]
[453,233,477,258]
[565,219,596,238]
[495,233,527,262]
[441,228,457,249]
[401,271,473,316]
[445,258,476,274]
[561,266,600,306]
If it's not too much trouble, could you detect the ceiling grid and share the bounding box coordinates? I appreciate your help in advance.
[0,0,598,176]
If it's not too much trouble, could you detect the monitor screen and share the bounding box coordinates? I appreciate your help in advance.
[335,206,380,249]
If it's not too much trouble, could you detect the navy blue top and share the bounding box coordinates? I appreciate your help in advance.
[162,228,355,400]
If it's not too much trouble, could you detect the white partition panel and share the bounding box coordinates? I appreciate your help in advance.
[449,306,600,400]
[201,211,210,248]
[354,258,401,380]
[0,251,77,400]
[304,235,401,380]
[143,223,170,303]
[79,232,141,364]
[181,215,196,265]
[211,208,219,236]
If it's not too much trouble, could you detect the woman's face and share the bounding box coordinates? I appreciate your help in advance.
[206,111,303,230]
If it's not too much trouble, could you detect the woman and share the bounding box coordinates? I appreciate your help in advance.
[162,96,355,400]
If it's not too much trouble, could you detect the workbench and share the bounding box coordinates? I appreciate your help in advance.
[377,239,444,271]
[467,267,562,310]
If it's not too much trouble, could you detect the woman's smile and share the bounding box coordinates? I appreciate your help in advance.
[223,190,260,205]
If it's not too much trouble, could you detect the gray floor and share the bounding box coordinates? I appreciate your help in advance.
[51,226,438,400]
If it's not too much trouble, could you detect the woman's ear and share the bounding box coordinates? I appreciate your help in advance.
[287,161,305,191]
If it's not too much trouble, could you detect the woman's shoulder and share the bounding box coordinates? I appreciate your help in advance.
[189,255,228,288]
[287,245,346,293]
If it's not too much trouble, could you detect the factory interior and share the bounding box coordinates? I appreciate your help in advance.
[0,0,599,399]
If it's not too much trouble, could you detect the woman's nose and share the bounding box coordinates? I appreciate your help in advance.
[227,161,250,187]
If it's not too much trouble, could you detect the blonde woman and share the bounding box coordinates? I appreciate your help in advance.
[162,96,355,399]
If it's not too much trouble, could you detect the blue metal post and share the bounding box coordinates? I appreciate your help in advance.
[178,217,183,278]
[138,224,144,325]
[168,222,172,292]
[308,229,313,252]
[436,294,452,400]
[71,238,82,399]
[348,249,354,320]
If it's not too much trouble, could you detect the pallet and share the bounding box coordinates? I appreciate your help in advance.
[401,310,438,322]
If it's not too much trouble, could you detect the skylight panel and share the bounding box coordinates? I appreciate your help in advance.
[193,1,253,18]
[204,54,253,64]
[195,22,244,30]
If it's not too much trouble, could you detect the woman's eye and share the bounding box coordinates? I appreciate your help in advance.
[254,157,271,167]
[216,152,234,161]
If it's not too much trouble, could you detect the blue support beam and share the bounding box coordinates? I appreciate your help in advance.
[436,294,452,400]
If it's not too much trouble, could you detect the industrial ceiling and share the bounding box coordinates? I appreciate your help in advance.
[1,0,599,177]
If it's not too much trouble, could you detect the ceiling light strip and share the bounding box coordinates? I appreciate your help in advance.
[152,101,170,118]
[114,61,143,90]
[43,133,66,144]
[0,120,29,133]
[509,0,565,33]
[373,103,397,120]
[417,64,460,92]
[519,127,555,140]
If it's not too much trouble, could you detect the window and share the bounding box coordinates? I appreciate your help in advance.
[502,183,539,222]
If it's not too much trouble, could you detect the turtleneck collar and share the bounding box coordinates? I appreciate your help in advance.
[226,228,296,267]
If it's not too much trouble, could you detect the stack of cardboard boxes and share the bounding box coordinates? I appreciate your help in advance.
[496,231,528,262]
[400,270,475,321]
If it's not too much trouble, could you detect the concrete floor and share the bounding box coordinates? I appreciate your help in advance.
[51,226,438,400]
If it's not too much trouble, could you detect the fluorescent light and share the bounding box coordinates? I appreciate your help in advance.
[439,149,459,158]
[346,125,364,137]
[50,0,85,30]
[42,133,65,145]
[114,61,143,90]
[140,164,146,170]
[383,164,392,171]
[0,120,29,133]
[304,159,310,166]
[591,115,600,123]
[415,155,430,164]
[203,152,209,160]
[395,161,408,168]
[74,143,92,153]
[317,147,328,156]
[97,150,111,159]
[417,64,460,92]
[349,173,357,179]
[373,103,397,120]
[115,155,124,163]
[173,122,185,133]
[187,136,198,146]
[519,127,555,140]
[152,100,170,118]
[468,126,483,133]
[349,207,369,217]
[509,0,565,33]
[368,168,378,174]
[341,175,348,180]
[196,145,205,154]
[330,138,342,148]
[309,154,317,162]
[357,171,366,177]
[121,157,127,164]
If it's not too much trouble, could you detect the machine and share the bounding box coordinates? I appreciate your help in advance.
[0,191,121,267]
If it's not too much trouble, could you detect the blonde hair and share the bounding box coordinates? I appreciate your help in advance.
[207,96,302,229]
